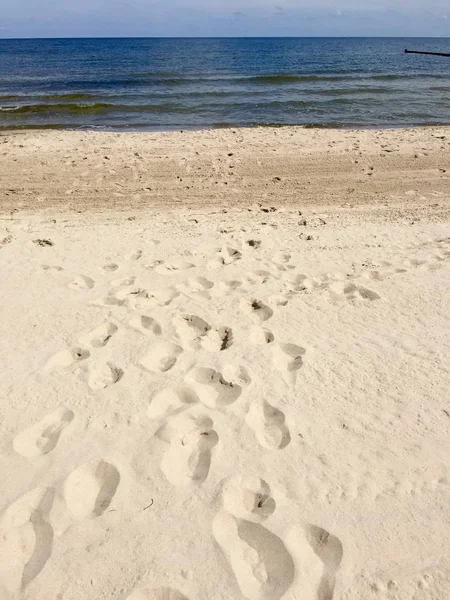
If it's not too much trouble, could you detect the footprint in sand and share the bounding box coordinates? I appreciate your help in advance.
[360,270,383,281]
[147,386,197,420]
[283,272,307,291]
[129,315,162,336]
[131,288,179,311]
[32,238,53,248]
[212,475,295,600]
[141,342,183,373]
[356,287,380,301]
[159,413,218,486]
[208,246,242,269]
[68,274,95,290]
[286,523,343,600]
[403,258,426,268]
[250,327,274,345]
[145,260,163,270]
[269,294,290,307]
[111,276,135,287]
[79,322,118,348]
[272,344,305,380]
[13,408,74,458]
[178,276,214,299]
[126,587,189,600]
[174,314,210,346]
[216,280,242,295]
[303,277,329,292]
[329,281,354,296]
[201,326,233,352]
[329,281,380,302]
[92,295,124,307]
[125,249,142,261]
[174,314,232,351]
[113,285,147,303]
[155,261,195,275]
[63,459,120,520]
[0,487,55,594]
[273,262,295,273]
[101,263,119,272]
[185,367,242,409]
[244,270,271,285]
[273,252,291,265]
[240,299,273,322]
[222,364,253,388]
[219,245,242,265]
[87,361,123,391]
[246,399,290,450]
[44,347,90,372]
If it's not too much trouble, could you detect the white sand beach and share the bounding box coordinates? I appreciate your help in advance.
[0,126,450,600]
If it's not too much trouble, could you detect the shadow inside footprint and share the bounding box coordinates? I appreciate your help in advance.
[0,487,55,593]
[186,367,242,409]
[213,503,294,599]
[288,523,343,600]
[160,414,218,486]
[64,460,120,519]
[303,525,343,600]
[357,287,380,301]
[21,512,54,589]
[13,408,74,458]
[246,399,290,450]
[141,343,183,373]
[236,520,295,600]
[147,386,197,420]
[213,476,295,600]
[273,344,305,375]
[202,326,233,352]
[87,362,123,391]
[241,299,273,322]
[80,322,118,348]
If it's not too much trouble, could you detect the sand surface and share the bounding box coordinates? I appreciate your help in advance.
[1,127,450,600]
[1,126,450,218]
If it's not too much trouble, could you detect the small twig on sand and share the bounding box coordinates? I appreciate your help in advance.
[143,499,154,510]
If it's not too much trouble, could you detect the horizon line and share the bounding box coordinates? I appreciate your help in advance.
[1,35,450,41]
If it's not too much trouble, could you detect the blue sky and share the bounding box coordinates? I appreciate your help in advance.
[1,0,449,38]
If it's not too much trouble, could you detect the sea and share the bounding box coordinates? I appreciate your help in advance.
[0,37,449,131]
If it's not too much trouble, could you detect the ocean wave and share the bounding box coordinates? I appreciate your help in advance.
[45,93,98,101]
[4,72,448,97]
[313,87,391,96]
[0,95,398,119]
[0,102,206,116]
[0,103,114,114]
[247,74,345,83]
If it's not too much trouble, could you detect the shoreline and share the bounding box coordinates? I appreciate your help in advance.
[2,122,450,133]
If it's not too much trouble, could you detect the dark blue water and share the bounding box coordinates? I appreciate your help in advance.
[1,38,450,130]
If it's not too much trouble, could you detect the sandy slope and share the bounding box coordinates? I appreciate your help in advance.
[0,128,450,600]
[0,126,450,218]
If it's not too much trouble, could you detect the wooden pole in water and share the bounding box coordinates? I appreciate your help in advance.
[405,49,450,57]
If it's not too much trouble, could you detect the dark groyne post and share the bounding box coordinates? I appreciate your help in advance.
[405,49,450,57]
